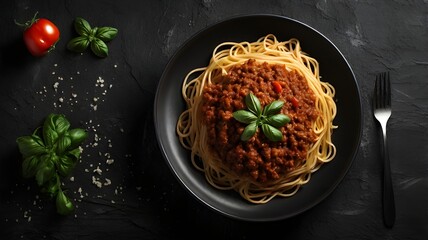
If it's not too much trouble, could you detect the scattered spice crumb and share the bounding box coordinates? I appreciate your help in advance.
[93,166,102,175]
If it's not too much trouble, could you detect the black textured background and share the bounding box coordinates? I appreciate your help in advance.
[1,0,427,239]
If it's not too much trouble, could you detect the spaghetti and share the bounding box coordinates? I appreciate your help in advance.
[176,34,337,204]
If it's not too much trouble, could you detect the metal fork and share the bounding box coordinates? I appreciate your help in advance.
[373,72,395,228]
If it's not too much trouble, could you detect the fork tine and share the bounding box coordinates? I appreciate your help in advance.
[381,72,386,108]
[385,72,391,107]
[375,72,391,109]
[374,73,381,109]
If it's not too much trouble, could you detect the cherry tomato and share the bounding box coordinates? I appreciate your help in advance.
[291,96,299,108]
[272,81,283,94]
[17,13,60,57]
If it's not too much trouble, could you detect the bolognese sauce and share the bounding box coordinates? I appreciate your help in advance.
[201,59,320,183]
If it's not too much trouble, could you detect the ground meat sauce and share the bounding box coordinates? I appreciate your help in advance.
[201,59,320,183]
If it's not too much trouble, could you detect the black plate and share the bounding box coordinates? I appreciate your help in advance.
[154,14,362,222]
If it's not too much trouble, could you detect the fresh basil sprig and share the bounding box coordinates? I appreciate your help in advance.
[67,17,118,58]
[16,113,88,215]
[233,93,290,141]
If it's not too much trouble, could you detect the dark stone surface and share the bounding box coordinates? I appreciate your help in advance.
[0,0,427,239]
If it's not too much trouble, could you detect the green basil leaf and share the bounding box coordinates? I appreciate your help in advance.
[232,110,258,124]
[56,135,72,155]
[74,17,92,36]
[44,113,56,128]
[266,114,290,128]
[42,113,70,146]
[67,148,82,162]
[263,100,284,116]
[245,93,261,116]
[56,189,74,215]
[54,114,70,136]
[68,128,88,149]
[43,128,58,148]
[67,36,90,53]
[261,124,283,142]
[241,122,257,141]
[16,135,47,158]
[43,114,58,147]
[35,155,55,186]
[90,38,108,57]
[22,155,41,178]
[96,27,118,42]
[57,156,75,177]
[32,128,45,145]
[41,176,59,198]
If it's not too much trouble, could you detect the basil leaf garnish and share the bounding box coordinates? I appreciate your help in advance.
[67,17,117,58]
[263,100,284,116]
[56,189,74,215]
[57,156,75,177]
[241,122,257,141]
[96,27,118,42]
[266,114,290,128]
[233,110,258,124]
[68,128,88,149]
[245,93,262,116]
[233,93,290,142]
[35,155,55,186]
[41,176,60,198]
[66,148,82,162]
[43,114,58,147]
[67,36,90,52]
[22,155,41,178]
[16,135,47,158]
[74,17,92,36]
[54,114,70,135]
[90,38,108,57]
[56,135,72,155]
[262,124,283,142]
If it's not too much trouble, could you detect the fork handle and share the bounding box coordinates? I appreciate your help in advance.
[381,129,395,228]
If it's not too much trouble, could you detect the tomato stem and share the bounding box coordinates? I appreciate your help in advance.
[48,37,61,53]
[14,11,39,29]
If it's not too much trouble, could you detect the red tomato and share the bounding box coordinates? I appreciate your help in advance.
[291,96,299,108]
[22,18,60,57]
[272,81,282,93]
